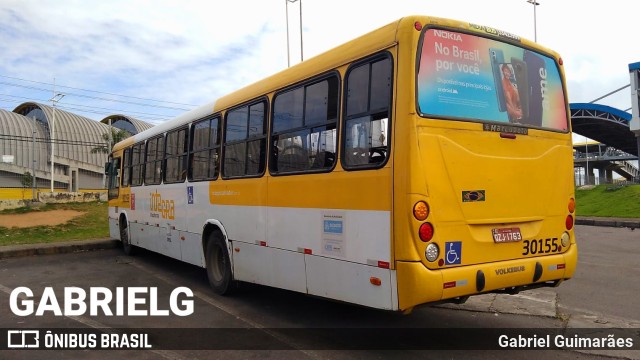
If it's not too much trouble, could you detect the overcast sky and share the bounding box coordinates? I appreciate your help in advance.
[0,0,637,126]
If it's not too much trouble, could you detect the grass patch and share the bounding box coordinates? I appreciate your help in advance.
[575,184,640,218]
[0,202,109,246]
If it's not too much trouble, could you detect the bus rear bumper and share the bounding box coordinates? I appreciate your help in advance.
[396,243,577,311]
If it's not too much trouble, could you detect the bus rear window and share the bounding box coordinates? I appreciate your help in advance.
[417,29,568,132]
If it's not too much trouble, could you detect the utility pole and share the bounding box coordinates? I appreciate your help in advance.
[49,78,65,192]
[31,116,37,200]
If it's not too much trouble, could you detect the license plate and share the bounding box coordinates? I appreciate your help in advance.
[492,227,522,243]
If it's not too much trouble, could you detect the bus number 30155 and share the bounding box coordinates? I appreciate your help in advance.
[522,238,560,255]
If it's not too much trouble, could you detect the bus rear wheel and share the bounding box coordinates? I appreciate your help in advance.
[206,231,235,295]
[120,220,135,256]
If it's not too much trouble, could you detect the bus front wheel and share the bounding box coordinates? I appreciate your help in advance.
[205,231,235,295]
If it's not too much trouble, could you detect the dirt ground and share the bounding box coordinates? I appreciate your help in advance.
[0,210,85,228]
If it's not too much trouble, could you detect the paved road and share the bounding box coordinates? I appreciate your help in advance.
[555,225,640,322]
[0,225,637,359]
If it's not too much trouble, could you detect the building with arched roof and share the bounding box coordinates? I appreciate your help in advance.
[0,102,154,199]
[100,114,155,135]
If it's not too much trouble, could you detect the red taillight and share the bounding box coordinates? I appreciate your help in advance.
[565,215,574,230]
[559,57,563,66]
[419,223,434,242]
[414,21,422,31]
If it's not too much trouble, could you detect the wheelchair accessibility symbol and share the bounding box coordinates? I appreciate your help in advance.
[445,241,462,265]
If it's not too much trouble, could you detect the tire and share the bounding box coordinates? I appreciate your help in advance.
[205,231,234,295]
[120,220,135,256]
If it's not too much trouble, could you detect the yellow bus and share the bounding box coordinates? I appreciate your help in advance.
[106,15,577,312]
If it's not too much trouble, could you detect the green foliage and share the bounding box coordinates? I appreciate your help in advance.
[20,172,33,188]
[0,202,109,246]
[91,128,131,154]
[575,185,640,218]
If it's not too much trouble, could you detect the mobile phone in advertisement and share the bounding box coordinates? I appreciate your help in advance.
[498,62,524,122]
[511,57,529,122]
[523,50,546,126]
[490,48,506,112]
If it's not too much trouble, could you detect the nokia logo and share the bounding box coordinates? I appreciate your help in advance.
[433,30,462,42]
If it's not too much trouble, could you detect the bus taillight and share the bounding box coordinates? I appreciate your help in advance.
[419,222,434,242]
[413,201,430,221]
[565,215,574,230]
[568,198,576,213]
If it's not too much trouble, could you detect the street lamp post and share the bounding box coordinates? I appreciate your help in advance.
[49,90,65,192]
[527,0,540,42]
[285,0,303,67]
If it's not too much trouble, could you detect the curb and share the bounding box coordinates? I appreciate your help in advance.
[0,239,120,260]
[576,217,640,229]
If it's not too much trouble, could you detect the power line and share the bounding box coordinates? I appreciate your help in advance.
[0,80,192,111]
[0,134,105,147]
[0,74,199,107]
[0,92,173,121]
[57,103,167,120]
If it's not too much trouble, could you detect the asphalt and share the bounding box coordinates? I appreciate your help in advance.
[0,216,637,260]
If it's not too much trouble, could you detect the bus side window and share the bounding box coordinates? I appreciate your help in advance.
[342,54,392,169]
[121,148,131,187]
[189,116,220,181]
[144,136,164,185]
[270,74,339,174]
[165,127,189,183]
[223,101,267,178]
[107,156,121,200]
[131,143,144,187]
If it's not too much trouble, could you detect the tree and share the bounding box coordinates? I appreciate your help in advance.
[20,171,34,200]
[91,128,130,154]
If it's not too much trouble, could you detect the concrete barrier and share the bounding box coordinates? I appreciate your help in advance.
[0,192,106,211]
[38,191,107,204]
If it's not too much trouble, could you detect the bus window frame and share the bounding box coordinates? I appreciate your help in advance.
[221,98,269,180]
[144,134,165,186]
[164,125,189,184]
[340,52,394,171]
[107,155,121,200]
[269,71,341,176]
[188,114,222,182]
[121,147,131,187]
[130,142,145,187]
[414,26,570,134]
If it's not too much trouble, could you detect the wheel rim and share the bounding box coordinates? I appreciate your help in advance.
[211,245,225,282]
